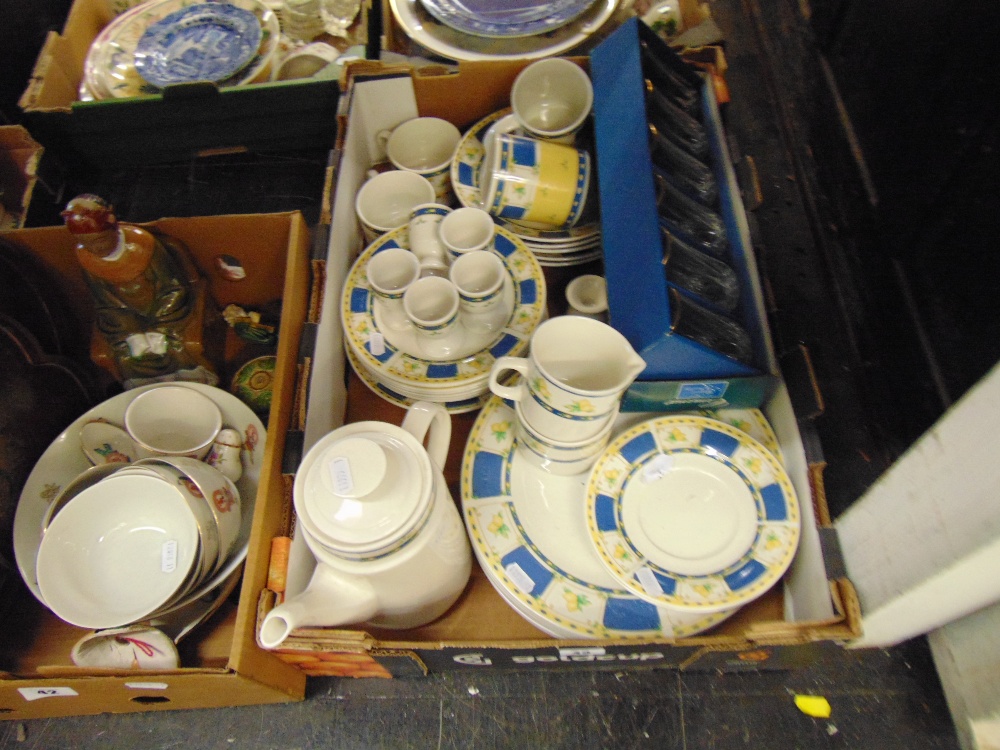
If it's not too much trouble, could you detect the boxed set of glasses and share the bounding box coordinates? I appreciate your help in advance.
[0,0,862,721]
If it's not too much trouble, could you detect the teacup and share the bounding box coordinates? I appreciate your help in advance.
[367,246,421,332]
[488,316,645,442]
[123,385,222,460]
[378,117,461,205]
[482,133,591,229]
[510,58,593,143]
[515,399,616,476]
[449,250,508,335]
[402,276,465,360]
[355,170,436,244]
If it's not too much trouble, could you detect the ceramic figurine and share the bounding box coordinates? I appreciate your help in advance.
[62,194,218,389]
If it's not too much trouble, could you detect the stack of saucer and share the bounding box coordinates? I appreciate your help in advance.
[451,109,603,268]
[341,224,547,413]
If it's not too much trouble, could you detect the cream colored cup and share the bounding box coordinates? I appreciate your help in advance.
[355,171,436,244]
[482,133,591,229]
[367,246,421,332]
[408,203,452,277]
[439,206,495,259]
[449,250,508,335]
[402,276,465,360]
[124,385,222,460]
[378,117,461,205]
[511,58,593,143]
[514,399,616,476]
[565,274,609,320]
[488,316,645,442]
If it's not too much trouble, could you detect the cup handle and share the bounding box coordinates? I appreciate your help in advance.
[401,401,452,470]
[488,357,529,401]
[375,128,392,154]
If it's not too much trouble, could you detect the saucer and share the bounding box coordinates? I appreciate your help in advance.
[418,0,599,38]
[584,415,800,613]
[342,224,545,395]
[462,396,738,639]
[79,420,139,465]
[452,109,601,243]
[14,383,266,612]
[134,2,262,88]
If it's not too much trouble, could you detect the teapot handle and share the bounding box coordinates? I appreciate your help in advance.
[401,401,451,470]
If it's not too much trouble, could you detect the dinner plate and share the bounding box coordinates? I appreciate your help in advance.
[462,396,738,639]
[14,383,265,613]
[85,0,278,99]
[418,0,598,38]
[452,109,601,243]
[342,225,546,394]
[389,0,619,62]
[584,415,800,613]
[134,2,263,88]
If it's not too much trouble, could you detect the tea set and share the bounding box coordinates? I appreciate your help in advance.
[14,382,266,669]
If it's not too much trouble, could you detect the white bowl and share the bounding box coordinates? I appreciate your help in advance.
[37,474,200,630]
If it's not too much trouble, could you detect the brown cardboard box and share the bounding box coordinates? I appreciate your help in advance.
[0,126,43,231]
[256,62,862,678]
[0,211,315,718]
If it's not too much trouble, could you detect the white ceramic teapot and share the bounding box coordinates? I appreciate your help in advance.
[258,402,471,649]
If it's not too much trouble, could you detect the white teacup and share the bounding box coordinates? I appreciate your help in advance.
[488,316,645,442]
[515,399,616,476]
[367,246,421,332]
[408,203,452,277]
[482,133,591,229]
[449,250,508,335]
[439,206,495,259]
[402,276,465,360]
[124,385,222,460]
[511,58,593,143]
[355,170,436,244]
[378,117,461,205]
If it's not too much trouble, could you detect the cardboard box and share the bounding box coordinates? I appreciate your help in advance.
[593,18,776,412]
[256,58,862,678]
[0,211,315,718]
[17,0,350,168]
[0,126,43,231]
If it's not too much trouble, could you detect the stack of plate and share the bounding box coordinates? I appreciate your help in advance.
[461,398,802,639]
[341,225,547,414]
[452,109,603,268]
[388,0,624,62]
[80,0,280,100]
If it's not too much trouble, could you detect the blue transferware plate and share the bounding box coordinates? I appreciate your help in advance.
[419,0,598,38]
[134,1,262,88]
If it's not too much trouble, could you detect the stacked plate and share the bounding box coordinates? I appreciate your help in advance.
[341,225,547,414]
[80,0,280,100]
[452,109,603,268]
[14,383,265,631]
[388,0,624,62]
[461,398,801,638]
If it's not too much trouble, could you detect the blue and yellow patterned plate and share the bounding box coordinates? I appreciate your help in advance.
[462,396,738,639]
[341,224,546,397]
[585,415,800,613]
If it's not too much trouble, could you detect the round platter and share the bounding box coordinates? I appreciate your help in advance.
[584,415,800,613]
[14,383,266,613]
[461,395,739,639]
[418,0,599,38]
[85,0,278,99]
[389,0,620,63]
[134,2,263,88]
[341,224,546,395]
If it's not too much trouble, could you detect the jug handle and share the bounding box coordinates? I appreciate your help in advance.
[488,356,529,401]
[401,401,451,470]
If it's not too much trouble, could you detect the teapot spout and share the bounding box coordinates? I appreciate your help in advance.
[258,564,379,649]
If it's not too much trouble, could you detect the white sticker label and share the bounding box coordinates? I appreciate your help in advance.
[125,682,169,690]
[504,563,536,594]
[18,687,79,701]
[558,647,606,658]
[643,454,675,483]
[636,567,664,597]
[329,456,354,495]
[161,540,178,573]
[369,331,386,356]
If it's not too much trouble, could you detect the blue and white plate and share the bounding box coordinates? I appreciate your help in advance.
[341,224,546,399]
[585,415,800,613]
[462,396,739,639]
[134,2,263,88]
[418,0,599,38]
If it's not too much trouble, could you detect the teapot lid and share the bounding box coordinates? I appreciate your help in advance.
[294,423,432,554]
